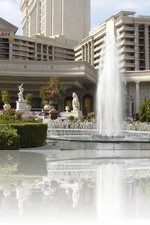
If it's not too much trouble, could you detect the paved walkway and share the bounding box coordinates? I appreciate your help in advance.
[20,138,150,161]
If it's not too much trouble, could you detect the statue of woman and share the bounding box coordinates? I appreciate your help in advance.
[72,92,80,111]
[18,83,24,101]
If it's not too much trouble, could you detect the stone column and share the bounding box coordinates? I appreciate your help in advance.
[41,44,43,60]
[88,42,91,63]
[85,44,87,61]
[8,35,14,60]
[135,81,140,114]
[82,46,85,61]
[36,0,41,34]
[52,46,55,60]
[90,39,94,66]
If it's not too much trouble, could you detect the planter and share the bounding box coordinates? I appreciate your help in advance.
[44,104,51,110]
[3,103,11,110]
[49,106,58,120]
[65,105,70,112]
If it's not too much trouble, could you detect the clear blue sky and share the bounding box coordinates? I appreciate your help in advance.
[0,0,150,35]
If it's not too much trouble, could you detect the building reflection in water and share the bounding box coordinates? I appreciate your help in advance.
[0,151,96,225]
[0,150,150,225]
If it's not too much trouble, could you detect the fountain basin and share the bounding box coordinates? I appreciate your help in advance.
[48,129,150,143]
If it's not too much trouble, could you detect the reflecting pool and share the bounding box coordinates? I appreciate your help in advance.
[0,146,150,225]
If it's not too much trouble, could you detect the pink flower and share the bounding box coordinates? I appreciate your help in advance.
[46,88,57,98]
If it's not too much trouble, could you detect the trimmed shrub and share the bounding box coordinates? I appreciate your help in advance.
[0,125,20,150]
[10,123,48,148]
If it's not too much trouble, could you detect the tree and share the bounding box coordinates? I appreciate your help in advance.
[25,93,33,105]
[1,90,10,104]
[139,100,150,122]
[40,77,66,106]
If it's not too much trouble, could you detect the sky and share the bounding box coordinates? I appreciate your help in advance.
[0,0,150,35]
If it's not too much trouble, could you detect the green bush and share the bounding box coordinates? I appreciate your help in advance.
[139,100,150,122]
[1,90,10,104]
[0,109,36,122]
[0,125,20,150]
[10,123,48,148]
[0,109,48,149]
[0,108,16,121]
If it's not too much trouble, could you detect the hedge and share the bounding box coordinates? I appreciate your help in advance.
[0,125,20,150]
[10,123,48,148]
[0,123,48,149]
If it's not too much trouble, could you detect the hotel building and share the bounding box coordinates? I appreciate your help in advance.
[0,18,76,62]
[75,11,150,117]
[20,0,90,41]
[75,11,150,71]
[0,0,95,115]
[0,17,96,114]
[0,7,150,117]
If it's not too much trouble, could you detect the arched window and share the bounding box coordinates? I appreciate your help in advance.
[82,94,93,116]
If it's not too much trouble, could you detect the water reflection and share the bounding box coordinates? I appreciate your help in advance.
[0,150,150,225]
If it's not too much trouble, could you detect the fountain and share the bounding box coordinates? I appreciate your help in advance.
[47,18,150,145]
[96,19,123,137]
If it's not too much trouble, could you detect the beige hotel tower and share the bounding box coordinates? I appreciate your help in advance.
[20,0,90,41]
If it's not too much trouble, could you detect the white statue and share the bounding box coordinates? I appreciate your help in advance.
[60,92,82,119]
[72,92,80,111]
[18,83,24,101]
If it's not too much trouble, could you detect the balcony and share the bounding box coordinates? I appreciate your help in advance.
[0,49,9,54]
[0,54,9,59]
[120,61,135,68]
[119,32,135,39]
[93,38,104,46]
[75,56,82,61]
[13,51,34,58]
[119,47,135,53]
[118,25,134,33]
[94,57,100,65]
[119,39,134,47]
[94,45,102,53]
[94,52,101,59]
[120,54,135,61]
[139,47,145,53]
[75,51,82,58]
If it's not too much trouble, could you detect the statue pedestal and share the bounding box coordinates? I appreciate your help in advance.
[70,110,83,118]
[60,110,83,119]
[16,101,27,112]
